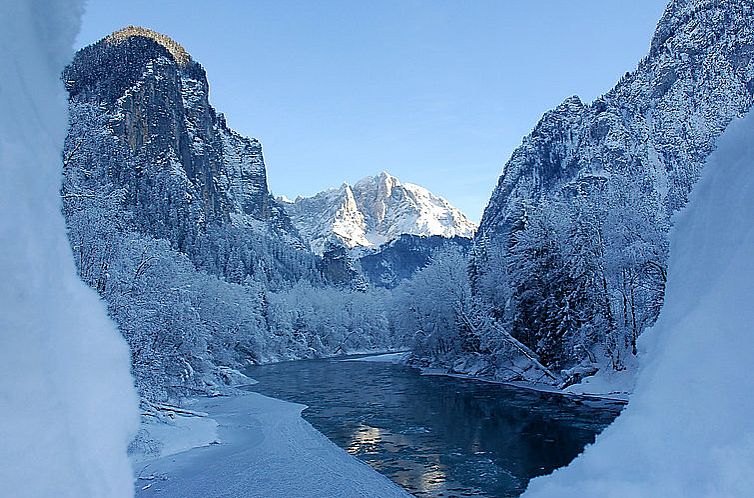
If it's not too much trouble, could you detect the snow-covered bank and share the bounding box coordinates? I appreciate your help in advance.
[340,351,409,363]
[134,393,410,497]
[0,1,138,497]
[417,368,629,404]
[523,112,754,497]
[353,349,630,403]
[130,403,220,464]
[561,368,635,401]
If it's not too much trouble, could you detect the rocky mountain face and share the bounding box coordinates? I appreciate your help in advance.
[466,0,754,381]
[480,0,754,236]
[281,172,477,255]
[63,26,302,255]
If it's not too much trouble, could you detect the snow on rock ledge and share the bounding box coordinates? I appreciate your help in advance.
[0,1,139,497]
[523,112,754,497]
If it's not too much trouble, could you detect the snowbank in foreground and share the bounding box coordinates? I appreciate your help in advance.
[134,393,410,497]
[0,1,138,496]
[523,113,754,497]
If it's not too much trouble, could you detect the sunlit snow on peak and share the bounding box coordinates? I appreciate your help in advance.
[282,172,477,255]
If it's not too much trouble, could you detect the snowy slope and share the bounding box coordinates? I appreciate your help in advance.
[282,172,476,254]
[523,112,754,497]
[0,1,138,497]
[134,393,410,497]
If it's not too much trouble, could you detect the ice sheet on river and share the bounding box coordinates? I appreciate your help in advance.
[135,392,410,497]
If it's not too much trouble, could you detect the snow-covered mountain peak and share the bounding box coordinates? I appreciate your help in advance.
[355,170,398,186]
[352,171,402,203]
[283,172,477,255]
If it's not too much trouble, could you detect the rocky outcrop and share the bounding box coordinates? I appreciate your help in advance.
[63,26,301,250]
[480,0,754,238]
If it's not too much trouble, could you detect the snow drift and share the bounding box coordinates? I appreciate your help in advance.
[0,1,138,497]
[523,112,754,497]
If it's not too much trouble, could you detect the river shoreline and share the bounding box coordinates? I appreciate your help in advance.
[421,370,629,405]
[132,392,409,497]
[131,353,622,497]
[351,352,630,405]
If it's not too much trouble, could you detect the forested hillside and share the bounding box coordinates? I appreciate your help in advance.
[62,27,406,400]
[406,0,754,387]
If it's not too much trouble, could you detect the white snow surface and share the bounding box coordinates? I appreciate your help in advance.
[131,410,219,465]
[341,352,409,363]
[134,393,410,497]
[523,112,754,497]
[284,171,476,254]
[563,365,636,401]
[0,1,139,497]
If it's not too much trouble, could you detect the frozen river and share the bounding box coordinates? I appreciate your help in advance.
[246,355,622,497]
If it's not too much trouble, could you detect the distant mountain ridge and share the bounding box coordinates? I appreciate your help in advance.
[281,171,477,255]
[359,234,473,289]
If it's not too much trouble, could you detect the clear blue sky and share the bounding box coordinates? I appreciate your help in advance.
[76,0,667,221]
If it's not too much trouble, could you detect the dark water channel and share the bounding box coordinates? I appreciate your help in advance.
[246,355,622,497]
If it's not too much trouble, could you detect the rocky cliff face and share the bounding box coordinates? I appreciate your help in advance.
[63,26,300,250]
[282,172,476,255]
[480,0,754,237]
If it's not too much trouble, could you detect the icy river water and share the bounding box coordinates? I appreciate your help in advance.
[246,355,622,498]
